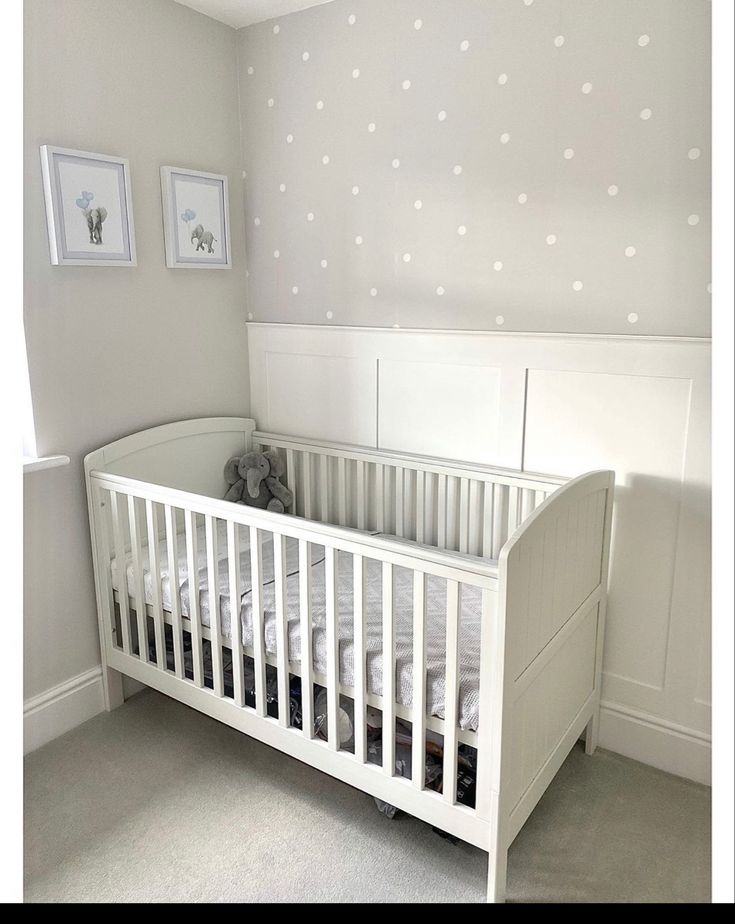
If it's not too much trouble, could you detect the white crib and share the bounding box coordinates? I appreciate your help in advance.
[84,417,613,903]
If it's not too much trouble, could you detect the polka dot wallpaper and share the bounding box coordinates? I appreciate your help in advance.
[237,0,710,335]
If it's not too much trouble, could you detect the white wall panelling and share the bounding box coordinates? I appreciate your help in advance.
[248,322,711,783]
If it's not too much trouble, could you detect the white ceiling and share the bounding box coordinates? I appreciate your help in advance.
[174,0,335,29]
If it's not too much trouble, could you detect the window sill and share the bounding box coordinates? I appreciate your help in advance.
[23,454,71,473]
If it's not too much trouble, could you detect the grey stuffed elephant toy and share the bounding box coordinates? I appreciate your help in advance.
[223,449,293,514]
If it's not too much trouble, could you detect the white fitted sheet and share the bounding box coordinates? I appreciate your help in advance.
[110,521,487,730]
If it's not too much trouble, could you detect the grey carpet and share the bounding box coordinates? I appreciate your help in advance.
[24,689,711,903]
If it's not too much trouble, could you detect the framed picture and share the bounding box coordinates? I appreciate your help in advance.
[160,166,231,269]
[40,145,136,266]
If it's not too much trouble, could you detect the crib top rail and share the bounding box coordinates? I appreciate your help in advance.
[252,431,567,492]
[88,469,500,589]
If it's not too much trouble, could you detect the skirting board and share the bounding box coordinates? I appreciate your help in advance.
[24,667,105,755]
[599,701,711,785]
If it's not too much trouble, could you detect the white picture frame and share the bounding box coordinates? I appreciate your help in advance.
[40,145,137,266]
[160,166,231,269]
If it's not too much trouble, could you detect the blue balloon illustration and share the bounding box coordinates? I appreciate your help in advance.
[82,191,94,201]
[76,197,89,209]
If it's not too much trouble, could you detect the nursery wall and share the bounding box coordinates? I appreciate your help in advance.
[23,0,248,749]
[237,0,711,336]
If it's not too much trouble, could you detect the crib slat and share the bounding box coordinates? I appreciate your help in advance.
[273,533,290,727]
[475,588,496,819]
[412,571,426,789]
[325,547,340,749]
[338,457,347,526]
[110,492,131,655]
[521,488,535,522]
[164,505,184,678]
[382,562,395,776]
[303,453,313,519]
[508,486,521,535]
[395,467,404,538]
[96,489,118,651]
[482,484,495,558]
[415,470,426,544]
[127,495,149,663]
[249,526,267,717]
[356,461,367,531]
[205,516,224,697]
[286,449,297,515]
[443,580,460,803]
[353,554,367,763]
[144,500,165,669]
[184,510,204,687]
[437,475,447,549]
[493,484,508,557]
[320,455,329,523]
[298,540,313,738]
[459,478,470,554]
[226,521,245,707]
[376,464,385,533]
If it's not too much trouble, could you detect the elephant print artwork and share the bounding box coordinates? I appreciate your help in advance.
[190,222,217,254]
[162,166,230,268]
[76,191,108,245]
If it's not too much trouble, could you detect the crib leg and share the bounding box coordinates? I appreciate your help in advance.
[487,845,508,903]
[584,708,600,755]
[102,665,125,711]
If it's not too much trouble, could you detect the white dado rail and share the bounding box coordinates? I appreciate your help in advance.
[247,322,711,784]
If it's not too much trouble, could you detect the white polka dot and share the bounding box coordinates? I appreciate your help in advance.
[352,68,360,79]
[307,212,315,222]
[453,165,463,175]
[351,185,360,196]
[436,286,445,296]
[640,107,652,120]
[500,132,510,144]
[572,280,583,291]
[546,234,557,245]
[247,312,254,321]
[291,286,299,295]
[707,282,712,294]
[393,324,400,329]
[554,35,565,47]
[457,225,467,236]
[267,98,275,107]
[273,24,280,34]
[688,147,701,160]
[273,249,280,258]
[322,155,330,165]
[414,200,423,210]
[495,315,505,326]
[402,79,412,90]
[523,0,534,6]
[370,287,378,297]
[688,213,700,226]
[607,184,619,196]
[348,14,356,25]
[414,19,423,30]
[316,99,324,110]
[493,261,503,271]
[286,134,294,143]
[355,235,363,245]
[247,66,254,75]
[402,252,412,263]
[253,217,261,226]
[498,73,508,85]
[581,82,592,94]
[625,246,636,257]
[460,40,470,52]
[302,51,310,62]
[392,158,401,169]
[517,193,528,204]
[563,148,575,159]
[320,259,328,269]
[638,34,650,47]
[368,122,376,132]
[279,183,286,193]
[242,171,247,179]
[627,312,639,324]
[438,110,447,121]
[326,311,333,320]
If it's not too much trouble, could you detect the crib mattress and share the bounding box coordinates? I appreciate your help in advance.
[110,522,486,731]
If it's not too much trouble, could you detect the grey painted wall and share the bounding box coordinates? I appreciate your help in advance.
[238,0,711,336]
[24,0,248,700]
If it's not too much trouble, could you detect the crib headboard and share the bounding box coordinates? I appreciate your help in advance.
[253,431,567,559]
